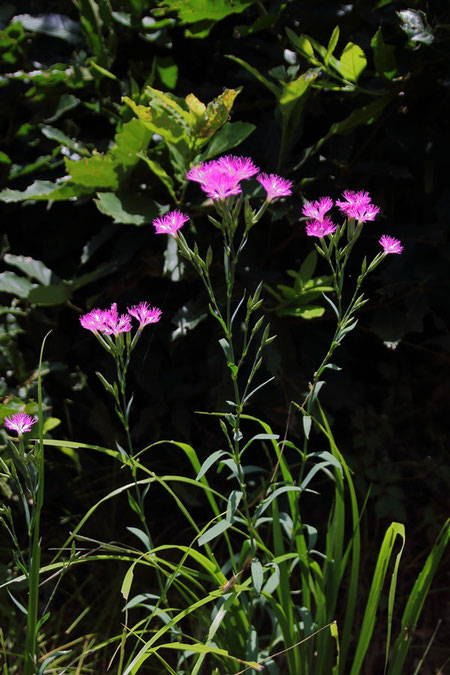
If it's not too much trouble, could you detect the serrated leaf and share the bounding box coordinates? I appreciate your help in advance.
[339,42,367,82]
[65,155,119,188]
[110,118,152,169]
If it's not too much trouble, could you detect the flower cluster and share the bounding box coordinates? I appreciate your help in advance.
[186,154,291,203]
[302,191,402,254]
[336,190,380,223]
[80,301,162,336]
[4,412,36,436]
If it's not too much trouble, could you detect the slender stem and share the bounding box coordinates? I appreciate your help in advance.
[24,331,50,675]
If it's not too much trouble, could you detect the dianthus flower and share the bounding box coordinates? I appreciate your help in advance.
[4,412,36,435]
[80,308,108,333]
[215,155,259,181]
[257,173,292,201]
[201,170,242,200]
[128,302,162,329]
[302,197,333,221]
[379,235,403,255]
[305,216,337,238]
[153,210,189,236]
[186,155,258,201]
[336,190,380,223]
[80,304,132,337]
[102,303,132,337]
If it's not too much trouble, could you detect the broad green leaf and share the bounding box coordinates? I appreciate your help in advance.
[27,283,72,305]
[339,42,367,82]
[124,91,191,152]
[299,251,317,284]
[65,155,119,188]
[198,121,255,160]
[0,272,33,298]
[159,0,254,23]
[3,254,55,285]
[0,179,91,202]
[94,191,163,225]
[110,118,152,169]
[371,28,397,80]
[156,56,178,90]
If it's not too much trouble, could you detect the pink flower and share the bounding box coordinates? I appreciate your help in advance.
[186,155,258,201]
[257,173,292,201]
[102,303,132,337]
[215,155,259,181]
[379,235,403,255]
[153,210,189,236]
[4,412,36,435]
[202,170,242,200]
[80,308,108,333]
[302,197,333,221]
[186,160,218,184]
[336,190,380,223]
[128,302,162,329]
[305,216,337,238]
[80,304,132,337]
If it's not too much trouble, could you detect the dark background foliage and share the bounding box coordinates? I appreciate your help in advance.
[0,0,449,671]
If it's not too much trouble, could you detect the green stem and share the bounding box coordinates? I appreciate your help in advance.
[24,331,51,675]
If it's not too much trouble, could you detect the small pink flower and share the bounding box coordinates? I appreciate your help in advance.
[379,235,403,255]
[257,173,292,201]
[4,412,36,435]
[336,190,380,223]
[153,210,189,236]
[186,160,218,184]
[80,308,108,333]
[80,304,132,337]
[305,216,337,238]
[215,155,259,181]
[128,302,162,329]
[102,303,132,337]
[202,170,242,200]
[186,155,258,201]
[302,197,333,221]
